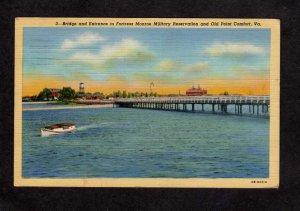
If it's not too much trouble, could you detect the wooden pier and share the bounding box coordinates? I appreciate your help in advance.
[114,96,270,117]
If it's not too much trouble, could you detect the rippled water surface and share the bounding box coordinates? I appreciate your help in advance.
[23,105,269,178]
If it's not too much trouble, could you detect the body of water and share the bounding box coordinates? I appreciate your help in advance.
[22,104,269,178]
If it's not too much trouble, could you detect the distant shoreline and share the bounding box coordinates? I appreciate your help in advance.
[22,101,53,104]
[23,104,113,111]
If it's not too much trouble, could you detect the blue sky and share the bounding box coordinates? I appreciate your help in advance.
[23,27,270,95]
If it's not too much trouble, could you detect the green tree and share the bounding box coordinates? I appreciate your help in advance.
[37,88,52,100]
[112,90,122,98]
[94,92,104,95]
[224,91,229,95]
[31,95,38,101]
[122,90,127,98]
[59,87,76,100]
[114,90,119,98]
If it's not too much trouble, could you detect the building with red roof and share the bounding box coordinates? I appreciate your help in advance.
[186,85,207,96]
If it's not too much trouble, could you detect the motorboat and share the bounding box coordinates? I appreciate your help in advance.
[41,123,77,136]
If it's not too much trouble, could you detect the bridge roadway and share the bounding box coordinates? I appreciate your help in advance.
[114,96,270,116]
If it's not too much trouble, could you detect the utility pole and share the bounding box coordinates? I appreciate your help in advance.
[150,82,154,94]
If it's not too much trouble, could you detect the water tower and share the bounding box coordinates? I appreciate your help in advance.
[79,82,85,93]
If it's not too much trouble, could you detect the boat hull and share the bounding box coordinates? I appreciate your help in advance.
[41,126,77,136]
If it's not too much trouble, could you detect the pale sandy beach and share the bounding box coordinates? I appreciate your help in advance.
[22,101,53,104]
[23,104,113,111]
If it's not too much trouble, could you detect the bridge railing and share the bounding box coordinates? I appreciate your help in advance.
[115,96,270,104]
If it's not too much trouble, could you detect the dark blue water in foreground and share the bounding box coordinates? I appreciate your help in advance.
[22,105,269,178]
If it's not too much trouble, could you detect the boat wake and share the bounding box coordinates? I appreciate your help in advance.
[77,124,99,131]
[78,123,113,131]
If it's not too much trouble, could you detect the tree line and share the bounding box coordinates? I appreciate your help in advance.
[31,87,77,101]
[107,90,159,98]
[29,87,159,101]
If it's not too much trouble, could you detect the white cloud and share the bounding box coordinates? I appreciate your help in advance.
[205,42,265,56]
[61,32,107,50]
[100,38,145,60]
[186,63,209,73]
[67,38,154,69]
[157,59,182,71]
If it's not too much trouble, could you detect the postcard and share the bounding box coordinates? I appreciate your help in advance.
[15,18,280,188]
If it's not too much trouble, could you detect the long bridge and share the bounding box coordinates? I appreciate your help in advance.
[114,96,270,117]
